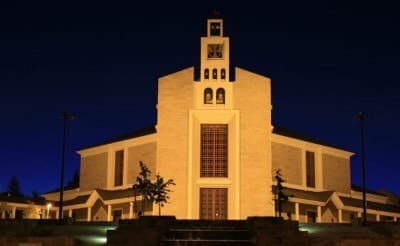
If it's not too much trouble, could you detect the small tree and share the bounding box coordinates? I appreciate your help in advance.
[132,161,175,216]
[31,190,40,199]
[274,169,288,217]
[8,176,23,197]
[67,168,80,188]
[132,161,153,215]
[152,174,175,216]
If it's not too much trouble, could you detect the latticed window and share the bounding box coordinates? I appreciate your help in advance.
[201,124,228,177]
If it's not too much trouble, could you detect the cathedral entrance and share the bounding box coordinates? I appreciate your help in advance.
[200,188,227,220]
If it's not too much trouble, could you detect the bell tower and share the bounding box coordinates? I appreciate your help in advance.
[195,16,232,109]
[200,18,230,82]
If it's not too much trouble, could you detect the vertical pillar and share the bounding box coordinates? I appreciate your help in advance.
[68,209,72,218]
[129,202,134,219]
[338,209,343,223]
[295,203,300,221]
[56,210,59,219]
[107,204,112,222]
[11,207,16,219]
[394,217,397,222]
[376,214,380,222]
[317,206,322,223]
[87,207,92,222]
[357,212,361,218]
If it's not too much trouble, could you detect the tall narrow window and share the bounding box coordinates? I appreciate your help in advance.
[201,124,228,177]
[204,88,213,104]
[216,88,225,104]
[114,150,124,186]
[221,69,226,80]
[212,69,217,79]
[204,69,209,79]
[306,151,315,188]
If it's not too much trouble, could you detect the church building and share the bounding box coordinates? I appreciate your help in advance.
[43,16,400,223]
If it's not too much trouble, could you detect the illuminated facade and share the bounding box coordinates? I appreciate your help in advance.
[43,17,400,223]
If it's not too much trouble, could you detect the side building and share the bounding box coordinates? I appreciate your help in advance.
[42,16,400,223]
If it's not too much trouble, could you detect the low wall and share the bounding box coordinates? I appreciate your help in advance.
[0,236,77,246]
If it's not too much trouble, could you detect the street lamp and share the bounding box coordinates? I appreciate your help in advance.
[59,112,75,222]
[47,203,52,219]
[356,112,367,226]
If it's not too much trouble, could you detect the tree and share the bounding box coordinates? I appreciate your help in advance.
[274,169,288,217]
[67,168,80,188]
[152,174,175,216]
[132,161,175,216]
[8,176,23,197]
[132,161,153,215]
[31,190,40,199]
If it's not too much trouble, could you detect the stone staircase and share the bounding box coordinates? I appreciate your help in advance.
[160,220,254,245]
[107,216,310,246]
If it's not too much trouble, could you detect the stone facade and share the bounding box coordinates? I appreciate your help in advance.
[126,142,157,185]
[80,152,108,192]
[272,142,302,185]
[156,68,193,218]
[322,154,350,193]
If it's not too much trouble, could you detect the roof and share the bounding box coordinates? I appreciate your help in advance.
[79,126,156,150]
[44,184,78,194]
[351,184,384,196]
[79,125,350,153]
[273,186,334,203]
[58,188,137,207]
[340,196,400,214]
[96,188,136,201]
[0,194,47,206]
[60,194,91,206]
[273,126,351,152]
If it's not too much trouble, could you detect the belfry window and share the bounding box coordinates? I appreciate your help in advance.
[212,69,217,79]
[200,124,228,177]
[216,88,225,104]
[204,88,213,104]
[210,22,221,36]
[221,69,226,80]
[204,69,209,79]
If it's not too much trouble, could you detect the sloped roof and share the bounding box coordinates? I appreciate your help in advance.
[351,185,385,196]
[58,188,137,207]
[96,188,137,201]
[60,194,91,206]
[340,196,400,213]
[273,186,334,203]
[0,194,47,206]
[78,125,350,153]
[272,126,351,152]
[79,126,156,150]
[44,184,78,194]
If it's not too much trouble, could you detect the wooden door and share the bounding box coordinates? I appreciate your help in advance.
[200,188,227,220]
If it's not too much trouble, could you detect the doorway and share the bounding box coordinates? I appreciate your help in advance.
[200,188,227,220]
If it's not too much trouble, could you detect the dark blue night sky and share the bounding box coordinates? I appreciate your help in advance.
[0,1,399,196]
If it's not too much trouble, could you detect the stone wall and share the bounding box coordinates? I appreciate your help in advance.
[126,142,157,185]
[322,154,350,193]
[80,152,108,192]
[234,67,273,217]
[272,142,302,185]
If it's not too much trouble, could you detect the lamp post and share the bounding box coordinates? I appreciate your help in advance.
[59,112,75,222]
[356,112,367,226]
